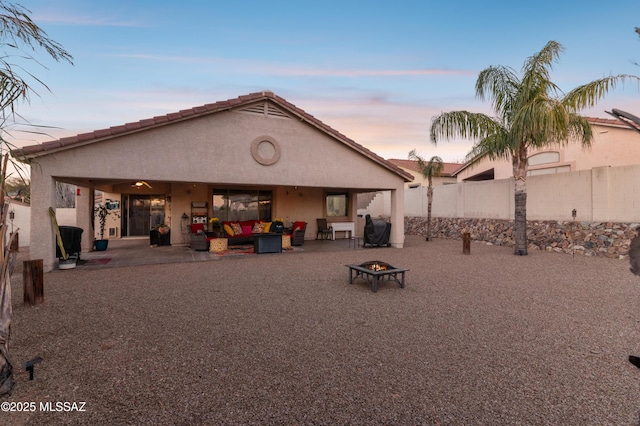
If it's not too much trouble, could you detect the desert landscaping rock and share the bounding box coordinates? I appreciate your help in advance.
[3,235,640,424]
[406,217,639,258]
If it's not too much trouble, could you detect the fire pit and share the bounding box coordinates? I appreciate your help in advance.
[346,260,408,292]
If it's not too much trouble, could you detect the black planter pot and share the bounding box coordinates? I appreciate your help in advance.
[95,239,109,251]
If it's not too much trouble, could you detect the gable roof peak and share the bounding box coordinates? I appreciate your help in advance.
[13,91,413,182]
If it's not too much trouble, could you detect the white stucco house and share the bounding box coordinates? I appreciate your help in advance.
[14,91,413,271]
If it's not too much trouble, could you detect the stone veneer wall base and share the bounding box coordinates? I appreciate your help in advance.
[404,216,639,259]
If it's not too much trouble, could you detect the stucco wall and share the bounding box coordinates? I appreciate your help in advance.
[40,111,403,191]
[6,200,30,248]
[398,164,640,223]
[526,170,592,221]
[56,208,77,226]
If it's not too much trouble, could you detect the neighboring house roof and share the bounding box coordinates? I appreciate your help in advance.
[14,91,414,182]
[450,116,632,177]
[585,116,632,128]
[387,159,463,177]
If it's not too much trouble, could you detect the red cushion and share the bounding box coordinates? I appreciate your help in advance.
[190,223,205,233]
[292,221,306,232]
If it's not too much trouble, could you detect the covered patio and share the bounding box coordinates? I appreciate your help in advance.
[71,235,365,269]
[15,91,413,271]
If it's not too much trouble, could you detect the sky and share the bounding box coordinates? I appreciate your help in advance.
[5,0,640,164]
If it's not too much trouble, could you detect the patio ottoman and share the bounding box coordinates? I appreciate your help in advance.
[209,238,228,253]
[282,234,291,250]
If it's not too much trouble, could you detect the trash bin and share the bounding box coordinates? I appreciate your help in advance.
[56,226,83,260]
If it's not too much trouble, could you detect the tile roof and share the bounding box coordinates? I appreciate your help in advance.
[387,159,463,177]
[13,91,413,182]
[586,116,629,127]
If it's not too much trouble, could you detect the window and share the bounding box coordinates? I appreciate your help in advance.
[528,151,560,166]
[527,165,570,176]
[326,192,348,217]
[212,189,272,222]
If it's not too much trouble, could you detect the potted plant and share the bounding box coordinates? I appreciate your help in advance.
[94,203,120,251]
[271,217,285,233]
[209,216,221,234]
[150,223,171,246]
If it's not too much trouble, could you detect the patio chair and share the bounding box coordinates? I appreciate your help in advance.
[189,223,216,251]
[316,218,332,240]
[289,221,307,246]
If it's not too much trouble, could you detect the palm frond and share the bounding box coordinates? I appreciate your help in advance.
[515,41,563,117]
[521,40,563,80]
[430,111,502,145]
[408,150,444,179]
[475,65,519,118]
[563,74,640,111]
[0,3,73,64]
[566,115,593,148]
[464,132,513,164]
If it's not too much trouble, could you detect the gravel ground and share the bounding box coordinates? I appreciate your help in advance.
[2,235,640,425]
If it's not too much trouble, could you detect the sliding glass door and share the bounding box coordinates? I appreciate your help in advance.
[124,194,166,236]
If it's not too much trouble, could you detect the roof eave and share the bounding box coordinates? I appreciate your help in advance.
[13,91,414,182]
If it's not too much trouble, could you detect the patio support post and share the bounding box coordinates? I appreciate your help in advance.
[30,169,57,272]
[75,185,92,253]
[390,185,404,248]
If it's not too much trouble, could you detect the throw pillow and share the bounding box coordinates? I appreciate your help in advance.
[252,222,263,233]
[231,223,243,236]
[261,222,272,232]
[223,224,235,236]
[241,225,252,235]
[190,223,205,233]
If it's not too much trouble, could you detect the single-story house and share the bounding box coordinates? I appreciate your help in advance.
[14,91,413,271]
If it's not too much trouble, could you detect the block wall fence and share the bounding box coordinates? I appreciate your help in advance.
[365,164,640,258]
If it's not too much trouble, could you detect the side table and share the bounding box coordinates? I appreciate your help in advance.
[349,235,363,249]
[254,233,282,254]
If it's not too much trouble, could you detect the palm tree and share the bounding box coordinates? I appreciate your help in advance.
[0,2,73,396]
[408,149,443,241]
[430,40,639,255]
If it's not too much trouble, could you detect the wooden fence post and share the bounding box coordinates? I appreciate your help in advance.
[23,259,44,306]
[463,232,471,255]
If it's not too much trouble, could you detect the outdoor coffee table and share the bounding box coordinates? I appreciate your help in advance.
[253,233,282,254]
[346,261,408,292]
